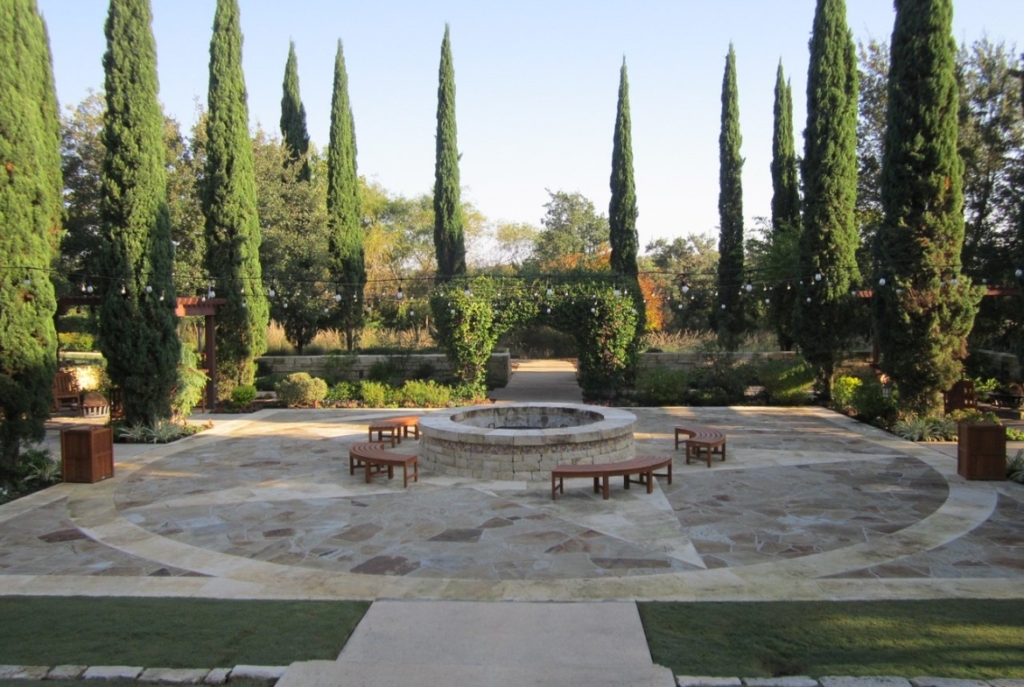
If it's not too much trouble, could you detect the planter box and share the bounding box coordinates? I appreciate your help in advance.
[61,426,114,483]
[957,421,1005,481]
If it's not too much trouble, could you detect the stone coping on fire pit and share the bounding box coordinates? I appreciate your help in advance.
[418,404,637,481]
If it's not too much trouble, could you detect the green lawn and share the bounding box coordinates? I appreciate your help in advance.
[0,597,369,668]
[640,600,1024,679]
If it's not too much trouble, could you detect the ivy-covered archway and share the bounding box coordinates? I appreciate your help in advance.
[430,276,641,399]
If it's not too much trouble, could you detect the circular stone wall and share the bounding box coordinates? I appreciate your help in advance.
[418,403,637,482]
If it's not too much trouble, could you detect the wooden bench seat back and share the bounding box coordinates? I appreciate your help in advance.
[52,371,80,410]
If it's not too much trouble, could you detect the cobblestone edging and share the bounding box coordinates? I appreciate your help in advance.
[676,676,1024,687]
[5,666,1024,687]
[0,665,287,684]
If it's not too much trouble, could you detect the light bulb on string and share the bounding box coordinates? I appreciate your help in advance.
[146,285,153,294]
[334,291,342,302]
[22,277,31,287]
[397,285,404,300]
[806,296,812,303]
[878,277,887,286]
[463,287,472,297]
[268,287,276,297]
[745,282,753,292]
[86,283,94,294]
[815,272,822,282]
[681,284,689,294]
[1016,268,1023,278]
[546,287,553,297]
[613,288,621,297]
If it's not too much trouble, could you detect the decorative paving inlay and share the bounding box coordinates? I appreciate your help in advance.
[3,406,1024,601]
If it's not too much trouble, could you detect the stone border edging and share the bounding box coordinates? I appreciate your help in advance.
[0,664,286,684]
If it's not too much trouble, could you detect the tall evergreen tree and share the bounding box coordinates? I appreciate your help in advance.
[768,62,801,351]
[279,40,310,181]
[98,0,180,426]
[608,58,645,337]
[794,0,861,398]
[0,0,60,472]
[609,58,639,278]
[326,40,365,351]
[875,0,982,414]
[433,24,466,282]
[203,0,268,389]
[716,44,744,350]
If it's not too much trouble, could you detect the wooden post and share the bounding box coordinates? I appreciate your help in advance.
[205,312,217,411]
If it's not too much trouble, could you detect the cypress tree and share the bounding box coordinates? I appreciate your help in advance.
[609,58,639,278]
[326,40,365,352]
[279,40,310,181]
[0,0,60,472]
[433,24,466,282]
[875,0,982,415]
[717,44,744,351]
[768,62,800,351]
[608,57,645,338]
[203,0,268,388]
[794,0,861,398]
[98,0,180,427]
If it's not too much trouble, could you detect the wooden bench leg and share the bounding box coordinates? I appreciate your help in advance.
[592,477,600,494]
[364,461,373,484]
[601,475,610,500]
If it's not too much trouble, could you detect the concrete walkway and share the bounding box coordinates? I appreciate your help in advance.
[489,359,583,403]
[5,362,1024,686]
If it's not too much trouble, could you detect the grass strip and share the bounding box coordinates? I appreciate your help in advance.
[640,599,1024,679]
[0,597,370,668]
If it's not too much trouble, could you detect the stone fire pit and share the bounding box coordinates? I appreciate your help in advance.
[418,403,636,482]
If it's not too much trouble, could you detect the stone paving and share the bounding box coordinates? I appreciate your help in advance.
[2,403,1023,602]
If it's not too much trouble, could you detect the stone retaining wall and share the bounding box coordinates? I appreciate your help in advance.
[258,350,512,387]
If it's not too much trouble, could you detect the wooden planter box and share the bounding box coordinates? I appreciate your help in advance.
[957,421,1006,481]
[61,426,114,483]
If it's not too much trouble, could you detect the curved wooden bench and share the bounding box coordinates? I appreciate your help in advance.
[349,441,419,488]
[551,455,673,500]
[367,416,421,444]
[674,425,726,467]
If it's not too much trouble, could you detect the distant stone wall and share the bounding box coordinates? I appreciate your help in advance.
[258,350,513,388]
[637,350,797,371]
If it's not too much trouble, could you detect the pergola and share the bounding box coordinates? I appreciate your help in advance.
[56,296,226,410]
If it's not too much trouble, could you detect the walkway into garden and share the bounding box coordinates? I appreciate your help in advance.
[8,382,1024,685]
[488,358,583,403]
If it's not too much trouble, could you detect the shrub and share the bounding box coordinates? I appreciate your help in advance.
[367,360,394,383]
[396,379,452,407]
[322,354,357,385]
[231,385,257,407]
[413,360,436,380]
[891,415,957,442]
[831,376,862,413]
[172,344,209,419]
[359,381,391,408]
[255,373,283,392]
[690,358,747,404]
[635,366,689,405]
[275,373,328,408]
[451,382,487,404]
[851,377,899,428]
[755,358,814,406]
[1008,450,1024,484]
[58,331,95,351]
[686,386,731,406]
[325,381,358,404]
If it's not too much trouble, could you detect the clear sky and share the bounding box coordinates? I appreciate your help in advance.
[37,0,1024,254]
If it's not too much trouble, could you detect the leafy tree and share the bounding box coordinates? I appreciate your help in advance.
[794,0,861,398]
[202,0,268,389]
[326,40,365,351]
[875,0,983,415]
[97,0,180,427]
[767,61,801,351]
[716,44,744,350]
[279,40,310,181]
[491,221,539,270]
[59,92,106,291]
[642,235,718,332]
[957,39,1024,277]
[253,130,330,354]
[856,38,890,266]
[0,0,60,473]
[165,111,206,296]
[433,24,466,282]
[532,189,610,270]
